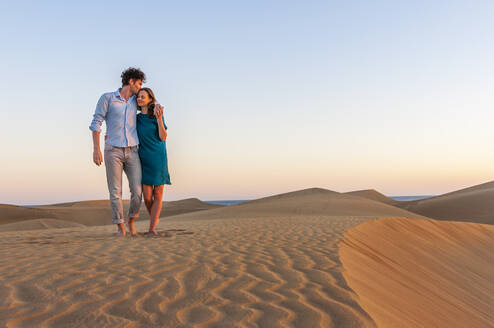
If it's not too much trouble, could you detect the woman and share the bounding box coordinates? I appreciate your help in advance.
[133,87,171,235]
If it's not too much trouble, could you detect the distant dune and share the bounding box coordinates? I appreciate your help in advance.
[1,188,424,232]
[0,204,56,224]
[393,180,494,224]
[36,198,218,211]
[340,217,494,327]
[0,198,222,231]
[36,200,112,207]
[163,188,427,221]
[0,219,85,232]
[344,189,398,206]
[158,198,223,217]
[343,181,494,225]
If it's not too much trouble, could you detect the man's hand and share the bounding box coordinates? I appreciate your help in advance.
[93,148,103,166]
[154,104,164,120]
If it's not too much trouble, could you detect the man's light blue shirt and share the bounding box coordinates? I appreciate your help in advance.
[89,89,139,147]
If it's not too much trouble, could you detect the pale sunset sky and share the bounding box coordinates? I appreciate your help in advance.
[1,1,494,205]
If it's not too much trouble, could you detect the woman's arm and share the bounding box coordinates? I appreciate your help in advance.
[155,105,167,141]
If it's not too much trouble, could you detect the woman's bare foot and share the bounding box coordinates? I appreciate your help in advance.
[145,230,158,236]
[117,223,126,237]
[127,217,137,236]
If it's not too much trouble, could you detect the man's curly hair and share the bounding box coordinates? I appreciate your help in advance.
[121,67,146,86]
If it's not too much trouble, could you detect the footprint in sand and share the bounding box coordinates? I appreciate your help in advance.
[134,229,194,238]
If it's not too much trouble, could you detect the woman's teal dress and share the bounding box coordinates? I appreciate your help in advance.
[136,113,171,186]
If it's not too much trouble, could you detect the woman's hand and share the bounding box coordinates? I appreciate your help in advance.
[154,104,164,120]
[154,104,167,141]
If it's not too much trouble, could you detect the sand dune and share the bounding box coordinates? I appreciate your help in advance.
[0,219,85,232]
[394,180,494,224]
[2,187,491,327]
[162,188,427,222]
[0,187,426,231]
[157,198,223,217]
[0,188,399,327]
[34,198,222,227]
[0,198,222,230]
[344,190,398,206]
[340,217,494,328]
[0,217,378,327]
[0,204,56,224]
[344,181,494,225]
[36,200,112,207]
[36,198,219,210]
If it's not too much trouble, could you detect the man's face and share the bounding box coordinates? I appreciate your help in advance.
[129,79,143,95]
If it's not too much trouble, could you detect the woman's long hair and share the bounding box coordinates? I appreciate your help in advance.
[137,87,157,118]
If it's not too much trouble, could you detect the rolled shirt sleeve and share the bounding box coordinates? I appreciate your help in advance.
[89,94,109,132]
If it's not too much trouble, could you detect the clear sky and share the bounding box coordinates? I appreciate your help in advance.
[1,0,494,205]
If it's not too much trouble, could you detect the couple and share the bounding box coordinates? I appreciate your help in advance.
[89,67,171,236]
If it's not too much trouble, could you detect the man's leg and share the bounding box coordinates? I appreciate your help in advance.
[104,147,126,235]
[123,146,142,235]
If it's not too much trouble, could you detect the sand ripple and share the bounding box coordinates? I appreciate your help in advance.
[0,216,377,328]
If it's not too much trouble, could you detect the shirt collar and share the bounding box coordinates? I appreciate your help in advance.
[115,88,136,101]
[114,89,123,100]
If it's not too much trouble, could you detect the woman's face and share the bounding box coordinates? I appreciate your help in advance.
[137,90,152,107]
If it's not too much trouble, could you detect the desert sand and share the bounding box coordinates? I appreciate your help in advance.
[166,188,428,221]
[1,186,493,327]
[0,216,377,328]
[0,204,52,225]
[347,180,494,225]
[340,217,494,328]
[394,180,494,224]
[0,219,85,232]
[0,188,426,327]
[344,190,398,206]
[0,199,222,231]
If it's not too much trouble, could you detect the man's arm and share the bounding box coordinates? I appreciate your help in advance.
[89,94,109,166]
[92,131,103,166]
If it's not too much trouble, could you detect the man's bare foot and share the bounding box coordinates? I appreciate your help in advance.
[117,223,126,237]
[127,217,137,236]
[144,230,158,236]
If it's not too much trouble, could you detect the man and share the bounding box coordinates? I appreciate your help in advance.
[89,67,145,236]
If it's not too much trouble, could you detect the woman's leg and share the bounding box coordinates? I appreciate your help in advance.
[149,185,164,233]
[135,184,153,235]
[142,184,154,215]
